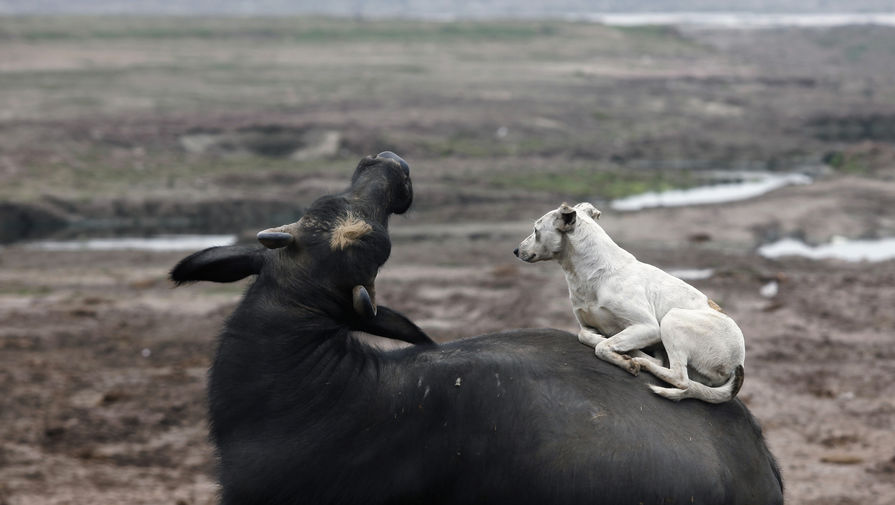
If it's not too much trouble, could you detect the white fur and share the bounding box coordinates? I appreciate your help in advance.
[516,202,745,403]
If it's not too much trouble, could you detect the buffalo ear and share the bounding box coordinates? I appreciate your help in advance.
[170,246,264,285]
[556,203,577,232]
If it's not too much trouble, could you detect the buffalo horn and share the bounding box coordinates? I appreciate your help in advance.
[352,285,377,318]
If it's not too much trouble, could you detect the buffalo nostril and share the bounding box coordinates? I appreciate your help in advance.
[377,151,410,175]
[513,248,519,257]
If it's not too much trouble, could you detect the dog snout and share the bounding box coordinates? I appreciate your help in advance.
[513,247,519,257]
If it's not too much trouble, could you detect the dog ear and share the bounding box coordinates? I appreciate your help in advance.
[575,202,602,220]
[556,203,577,232]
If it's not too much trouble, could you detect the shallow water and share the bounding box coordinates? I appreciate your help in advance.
[579,12,895,28]
[665,268,715,281]
[610,172,812,211]
[26,234,237,252]
[758,237,895,262]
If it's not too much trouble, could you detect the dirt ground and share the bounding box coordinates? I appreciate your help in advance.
[2,175,894,505]
[1,16,895,505]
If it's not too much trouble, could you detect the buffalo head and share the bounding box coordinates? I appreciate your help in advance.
[171,152,413,321]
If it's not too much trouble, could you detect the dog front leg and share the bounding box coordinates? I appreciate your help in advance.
[594,323,661,376]
[577,326,606,348]
[580,325,662,365]
[574,308,608,348]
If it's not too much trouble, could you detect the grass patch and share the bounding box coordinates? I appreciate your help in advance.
[410,131,597,159]
[0,285,54,296]
[491,167,690,200]
[613,24,703,52]
[418,136,510,158]
[615,25,681,39]
[0,148,354,202]
[825,151,871,175]
[844,43,869,62]
[0,16,563,44]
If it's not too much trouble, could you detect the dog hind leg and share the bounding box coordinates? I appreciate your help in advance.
[632,308,699,388]
[633,355,689,389]
[647,366,744,404]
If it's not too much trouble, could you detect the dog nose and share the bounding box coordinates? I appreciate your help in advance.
[513,247,519,257]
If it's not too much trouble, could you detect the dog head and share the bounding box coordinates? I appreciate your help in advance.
[513,202,601,263]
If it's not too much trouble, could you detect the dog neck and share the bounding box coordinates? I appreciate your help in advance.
[558,221,635,281]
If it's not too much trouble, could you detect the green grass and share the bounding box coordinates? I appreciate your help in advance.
[0,148,355,202]
[615,25,682,40]
[844,43,869,62]
[0,16,564,43]
[491,167,692,200]
[0,285,54,296]
[405,129,610,159]
[826,151,871,175]
[416,135,512,158]
[613,24,705,53]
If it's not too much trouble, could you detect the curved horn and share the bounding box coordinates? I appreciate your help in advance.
[257,221,302,249]
[257,231,294,249]
[352,285,377,318]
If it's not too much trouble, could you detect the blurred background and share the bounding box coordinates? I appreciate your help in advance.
[1,1,894,504]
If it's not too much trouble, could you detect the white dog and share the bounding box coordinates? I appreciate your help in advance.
[514,202,745,403]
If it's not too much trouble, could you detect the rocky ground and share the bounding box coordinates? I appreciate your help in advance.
[1,16,894,505]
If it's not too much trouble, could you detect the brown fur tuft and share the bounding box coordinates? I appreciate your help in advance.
[330,214,372,250]
[707,299,724,313]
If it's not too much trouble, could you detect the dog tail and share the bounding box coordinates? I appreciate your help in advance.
[648,365,745,404]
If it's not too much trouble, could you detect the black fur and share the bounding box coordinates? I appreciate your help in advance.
[173,154,783,505]
[348,305,433,346]
[170,155,432,347]
[170,246,264,285]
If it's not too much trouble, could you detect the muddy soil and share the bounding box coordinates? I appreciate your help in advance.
[2,17,895,505]
[1,176,894,505]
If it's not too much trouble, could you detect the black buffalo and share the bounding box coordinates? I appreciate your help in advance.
[172,153,783,505]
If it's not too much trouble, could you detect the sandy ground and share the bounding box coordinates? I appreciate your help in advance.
[1,176,894,505]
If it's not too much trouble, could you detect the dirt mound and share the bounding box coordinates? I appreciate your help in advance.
[179,126,340,161]
[0,202,68,244]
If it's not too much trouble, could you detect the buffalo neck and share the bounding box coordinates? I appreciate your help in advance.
[208,275,381,441]
[346,180,398,227]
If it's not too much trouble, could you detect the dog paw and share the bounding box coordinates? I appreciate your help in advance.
[621,354,640,376]
[630,356,649,369]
